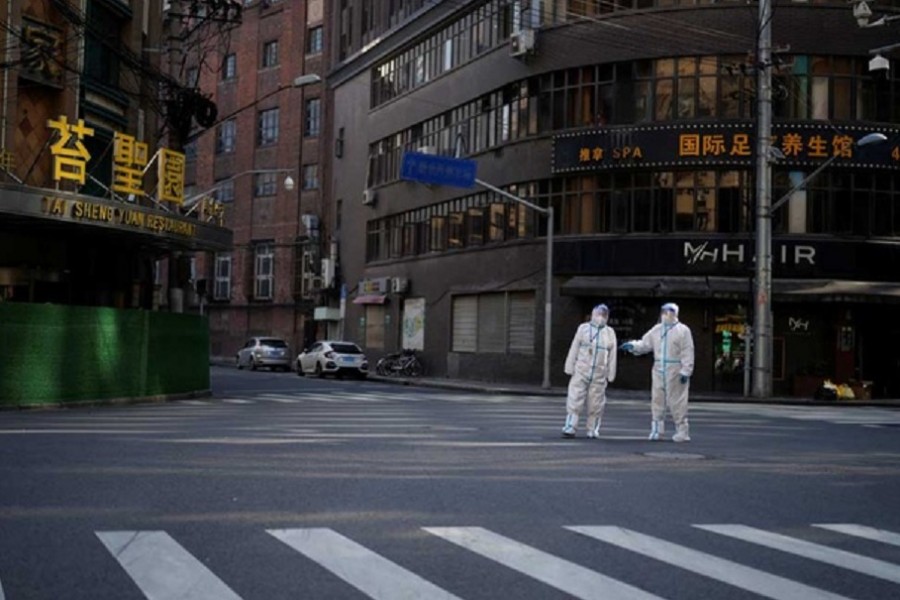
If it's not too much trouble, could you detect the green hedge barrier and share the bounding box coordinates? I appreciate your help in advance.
[0,303,210,406]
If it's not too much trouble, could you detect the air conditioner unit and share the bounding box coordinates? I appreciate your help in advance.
[303,275,323,296]
[509,29,535,58]
[362,188,376,206]
[321,258,335,288]
[391,277,409,294]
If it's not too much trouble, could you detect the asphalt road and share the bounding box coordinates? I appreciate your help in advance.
[1,366,900,599]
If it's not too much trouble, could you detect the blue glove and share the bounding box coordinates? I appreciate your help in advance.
[619,342,634,352]
[680,374,689,384]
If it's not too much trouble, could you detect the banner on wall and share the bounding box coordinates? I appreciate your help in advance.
[402,298,425,351]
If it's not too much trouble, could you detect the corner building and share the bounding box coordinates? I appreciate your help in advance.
[330,0,900,398]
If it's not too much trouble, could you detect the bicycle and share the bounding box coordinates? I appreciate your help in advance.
[375,348,423,377]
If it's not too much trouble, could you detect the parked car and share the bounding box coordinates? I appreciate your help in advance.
[236,337,291,371]
[296,340,369,378]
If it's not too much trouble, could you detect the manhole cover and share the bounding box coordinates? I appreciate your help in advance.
[642,451,707,461]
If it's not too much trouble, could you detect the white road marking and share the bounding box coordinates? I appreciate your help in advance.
[268,528,462,600]
[813,524,900,548]
[697,524,900,584]
[568,526,851,600]
[96,531,243,600]
[425,526,663,600]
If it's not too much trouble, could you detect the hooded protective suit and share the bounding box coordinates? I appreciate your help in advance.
[621,303,694,442]
[562,304,618,438]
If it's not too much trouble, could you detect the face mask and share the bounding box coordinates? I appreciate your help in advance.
[661,312,676,325]
[592,315,607,327]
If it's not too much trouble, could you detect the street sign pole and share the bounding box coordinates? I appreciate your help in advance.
[400,150,555,390]
[472,178,553,390]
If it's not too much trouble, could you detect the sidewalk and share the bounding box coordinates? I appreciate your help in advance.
[210,357,900,407]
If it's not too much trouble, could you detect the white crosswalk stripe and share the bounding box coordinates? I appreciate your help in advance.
[87,524,900,599]
[567,526,852,600]
[697,524,900,584]
[425,526,664,600]
[0,577,5,600]
[268,528,462,600]
[96,530,243,600]
[813,523,900,548]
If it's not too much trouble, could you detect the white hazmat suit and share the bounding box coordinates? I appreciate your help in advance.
[562,304,618,439]
[621,303,694,442]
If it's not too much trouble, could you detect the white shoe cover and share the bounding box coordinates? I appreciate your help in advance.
[673,421,690,443]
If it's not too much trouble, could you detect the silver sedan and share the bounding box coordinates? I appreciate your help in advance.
[235,337,292,371]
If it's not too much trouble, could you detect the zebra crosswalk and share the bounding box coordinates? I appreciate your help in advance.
[85,523,900,599]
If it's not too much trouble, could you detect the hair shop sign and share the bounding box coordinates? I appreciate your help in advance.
[684,241,815,266]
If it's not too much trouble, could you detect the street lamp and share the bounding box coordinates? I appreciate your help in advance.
[852,0,900,28]
[182,168,296,215]
[752,131,887,398]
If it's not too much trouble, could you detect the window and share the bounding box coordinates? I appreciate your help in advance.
[222,53,236,80]
[451,292,535,354]
[302,164,319,190]
[304,98,321,137]
[84,3,122,87]
[213,254,232,300]
[254,243,274,300]
[215,119,236,154]
[307,26,323,54]
[213,179,234,203]
[262,40,279,68]
[258,108,279,145]
[254,172,277,197]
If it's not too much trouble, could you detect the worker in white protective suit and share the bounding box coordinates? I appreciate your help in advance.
[620,302,694,442]
[562,304,618,439]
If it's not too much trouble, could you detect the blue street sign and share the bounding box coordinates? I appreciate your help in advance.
[400,152,477,188]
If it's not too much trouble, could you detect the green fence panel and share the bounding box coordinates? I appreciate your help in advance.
[0,303,209,406]
[145,312,210,396]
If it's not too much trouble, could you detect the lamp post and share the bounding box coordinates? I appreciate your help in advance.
[469,179,554,390]
[752,131,888,398]
[451,133,554,389]
[182,168,295,214]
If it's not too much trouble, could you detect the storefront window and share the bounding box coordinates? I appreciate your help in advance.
[714,306,750,394]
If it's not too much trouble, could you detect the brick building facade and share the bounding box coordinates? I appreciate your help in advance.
[183,0,334,361]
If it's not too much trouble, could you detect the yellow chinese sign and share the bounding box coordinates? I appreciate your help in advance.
[199,195,225,226]
[678,133,752,158]
[47,115,94,185]
[159,148,186,204]
[45,114,187,207]
[112,132,149,196]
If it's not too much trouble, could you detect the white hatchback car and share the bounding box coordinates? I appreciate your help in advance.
[296,340,369,378]
[235,337,292,371]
